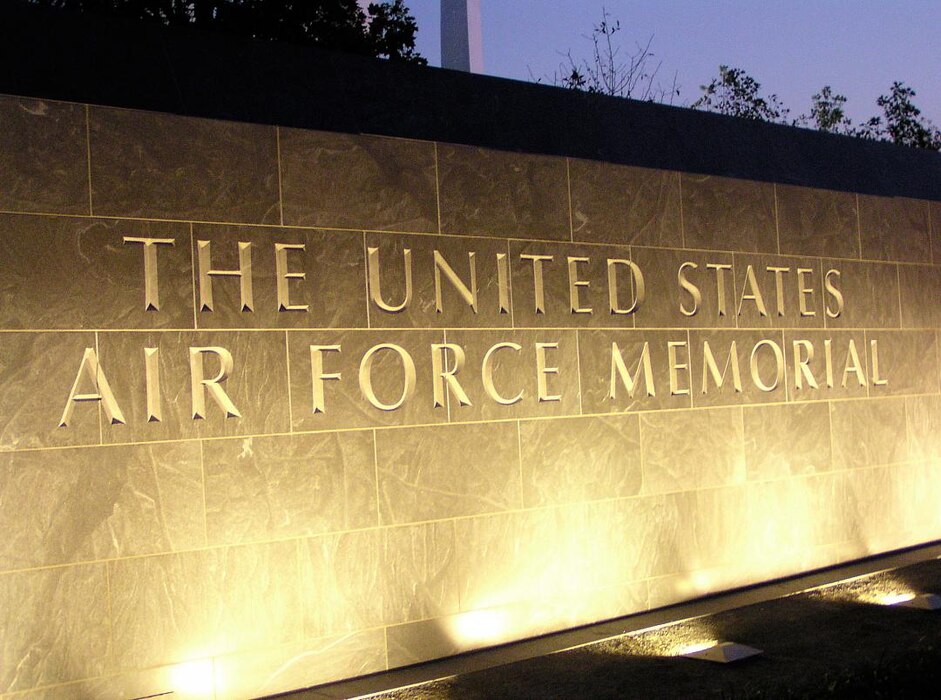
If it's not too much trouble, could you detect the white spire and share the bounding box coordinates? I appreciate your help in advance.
[441,0,483,72]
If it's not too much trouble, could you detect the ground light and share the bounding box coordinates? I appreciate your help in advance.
[883,593,941,610]
[679,641,764,663]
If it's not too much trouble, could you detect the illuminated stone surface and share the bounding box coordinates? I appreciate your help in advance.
[0,90,939,698]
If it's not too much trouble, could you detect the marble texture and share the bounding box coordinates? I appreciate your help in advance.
[0,96,88,215]
[519,414,642,507]
[0,214,192,329]
[0,332,100,451]
[376,422,521,524]
[110,542,301,669]
[98,330,291,443]
[568,159,682,248]
[0,441,203,572]
[688,329,789,407]
[204,431,377,546]
[193,224,366,330]
[830,397,909,470]
[730,253,825,329]
[906,394,941,463]
[866,330,939,396]
[822,259,900,330]
[280,129,438,232]
[509,240,637,328]
[630,247,737,329]
[743,402,832,480]
[577,329,693,413]
[365,232,511,329]
[782,330,870,402]
[857,195,931,263]
[89,107,279,224]
[445,329,581,422]
[930,201,940,264]
[437,144,570,240]
[0,564,111,693]
[639,406,746,494]
[774,184,859,259]
[680,174,777,253]
[898,264,941,329]
[289,329,447,432]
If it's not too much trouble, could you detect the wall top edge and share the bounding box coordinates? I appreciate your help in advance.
[1,1,940,203]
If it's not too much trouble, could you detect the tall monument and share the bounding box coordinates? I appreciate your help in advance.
[441,0,483,72]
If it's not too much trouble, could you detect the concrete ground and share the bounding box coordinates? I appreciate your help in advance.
[275,544,941,699]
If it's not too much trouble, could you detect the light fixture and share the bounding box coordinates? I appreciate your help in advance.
[681,641,763,663]
[888,593,941,611]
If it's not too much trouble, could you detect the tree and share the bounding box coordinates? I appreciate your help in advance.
[31,0,426,64]
[855,82,941,150]
[795,86,853,134]
[692,65,789,123]
[537,6,678,103]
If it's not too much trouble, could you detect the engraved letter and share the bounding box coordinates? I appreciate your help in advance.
[701,340,743,394]
[567,257,592,314]
[496,252,511,314]
[667,341,691,396]
[766,266,790,317]
[797,267,816,317]
[434,250,477,314]
[482,342,524,405]
[310,345,342,414]
[707,263,732,316]
[535,342,562,402]
[841,339,866,388]
[825,269,844,319]
[824,338,835,388]
[678,262,701,317]
[792,339,818,390]
[737,264,768,317]
[750,339,785,392]
[197,240,253,312]
[521,254,553,314]
[144,346,161,422]
[359,344,416,411]
[609,341,655,400]
[870,339,889,386]
[124,236,175,311]
[275,243,309,312]
[608,259,645,315]
[59,347,126,427]
[367,246,412,313]
[431,343,472,408]
[190,347,242,419]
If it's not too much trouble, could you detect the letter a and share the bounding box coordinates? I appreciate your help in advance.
[59,348,126,427]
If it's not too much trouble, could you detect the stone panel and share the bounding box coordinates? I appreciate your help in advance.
[930,201,941,264]
[437,143,569,240]
[680,173,777,253]
[630,247,737,328]
[0,332,100,451]
[204,431,377,546]
[688,329,788,407]
[898,263,941,329]
[857,194,931,263]
[568,159,682,248]
[743,402,832,480]
[731,253,825,329]
[376,422,520,524]
[0,214,192,330]
[110,542,301,669]
[280,129,438,232]
[98,330,291,444]
[0,95,88,215]
[822,259,900,329]
[639,406,745,494]
[288,329,446,432]
[0,441,203,571]
[783,330,870,402]
[775,184,859,259]
[193,224,367,330]
[89,107,279,224]
[445,329,580,422]
[906,394,941,463]
[866,330,938,396]
[577,329,692,414]
[0,564,111,693]
[519,414,642,507]
[365,231,511,329]
[830,397,909,470]
[509,240,638,328]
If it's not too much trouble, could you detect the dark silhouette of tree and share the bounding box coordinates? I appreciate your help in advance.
[691,65,789,123]
[851,82,941,150]
[31,0,426,63]
[795,86,853,134]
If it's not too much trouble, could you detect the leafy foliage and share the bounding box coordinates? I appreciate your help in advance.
[795,86,853,134]
[692,65,789,123]
[31,0,425,63]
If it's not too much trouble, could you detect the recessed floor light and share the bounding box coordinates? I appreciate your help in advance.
[681,641,763,663]
[891,593,941,610]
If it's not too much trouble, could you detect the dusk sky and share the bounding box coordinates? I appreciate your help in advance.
[408,1,940,126]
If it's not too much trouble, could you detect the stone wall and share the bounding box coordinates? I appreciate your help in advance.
[1,92,940,699]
